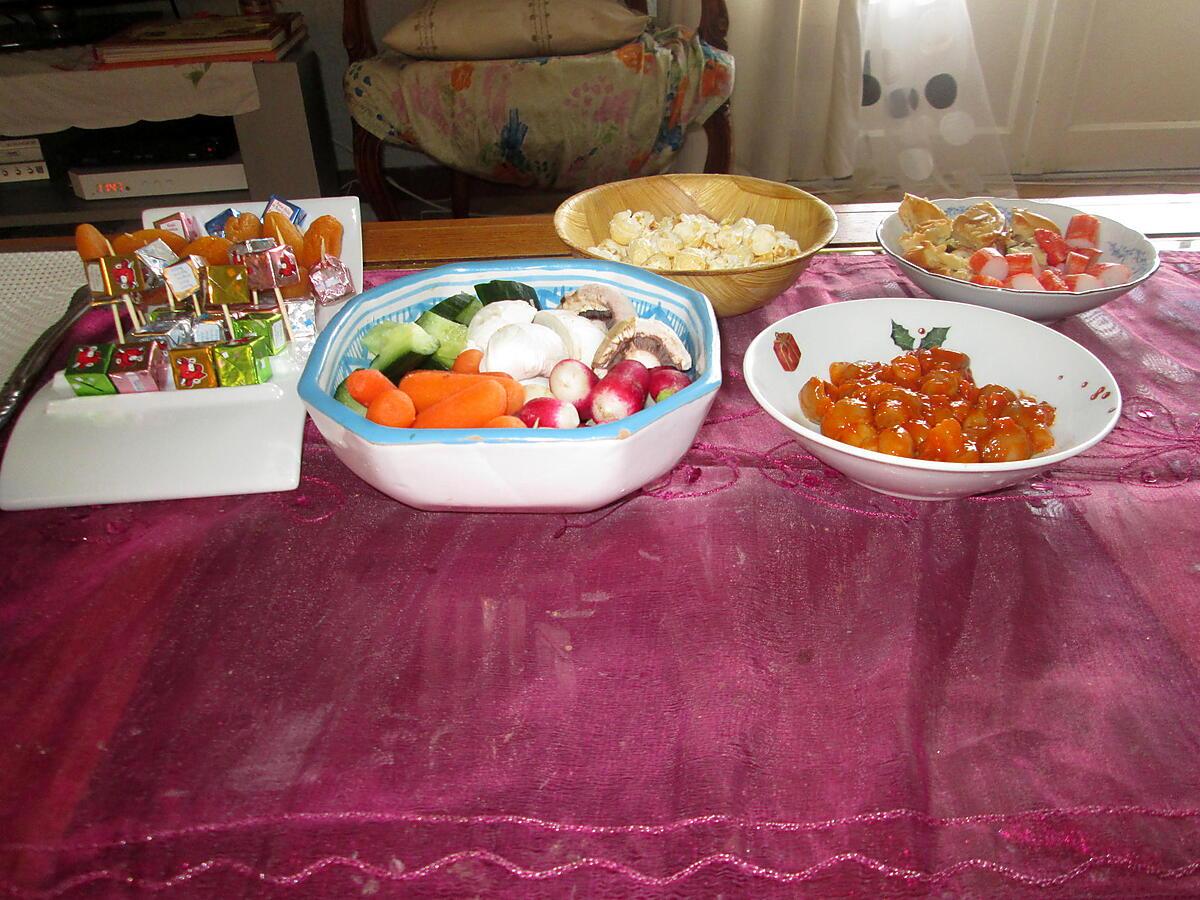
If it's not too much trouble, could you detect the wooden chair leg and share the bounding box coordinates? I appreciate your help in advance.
[450,169,471,218]
[702,100,732,174]
[352,122,401,221]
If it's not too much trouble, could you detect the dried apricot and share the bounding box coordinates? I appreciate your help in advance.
[299,214,344,268]
[111,228,189,256]
[180,235,233,265]
[74,223,110,261]
[263,211,304,257]
[223,212,263,243]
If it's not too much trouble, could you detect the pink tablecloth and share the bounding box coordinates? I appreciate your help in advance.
[1,253,1199,897]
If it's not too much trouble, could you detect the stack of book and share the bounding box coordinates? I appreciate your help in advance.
[93,13,306,69]
[0,138,48,184]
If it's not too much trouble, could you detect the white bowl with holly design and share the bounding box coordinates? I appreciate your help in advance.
[744,297,1121,500]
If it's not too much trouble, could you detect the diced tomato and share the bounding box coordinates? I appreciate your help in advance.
[970,273,1005,288]
[1064,248,1102,274]
[1005,252,1040,276]
[1039,268,1070,291]
[1006,272,1044,291]
[1034,228,1070,266]
[1088,261,1133,287]
[1065,213,1101,249]
[1064,273,1103,292]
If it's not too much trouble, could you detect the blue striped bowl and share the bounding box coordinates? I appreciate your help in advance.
[299,258,721,511]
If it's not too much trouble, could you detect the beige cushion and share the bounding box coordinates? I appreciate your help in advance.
[382,0,650,60]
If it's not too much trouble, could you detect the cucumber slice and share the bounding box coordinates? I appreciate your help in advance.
[369,321,440,381]
[362,320,405,356]
[474,280,539,307]
[429,292,484,325]
[415,310,469,370]
[333,377,367,415]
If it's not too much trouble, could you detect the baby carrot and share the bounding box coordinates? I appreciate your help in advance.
[451,348,483,374]
[366,388,416,427]
[484,415,527,428]
[398,370,511,411]
[413,379,506,429]
[345,368,395,406]
[479,372,525,414]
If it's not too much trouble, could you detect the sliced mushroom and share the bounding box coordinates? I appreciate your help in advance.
[559,283,636,327]
[592,317,691,372]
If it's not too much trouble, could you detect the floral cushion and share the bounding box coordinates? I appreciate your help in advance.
[345,27,734,191]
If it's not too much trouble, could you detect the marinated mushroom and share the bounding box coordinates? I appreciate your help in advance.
[592,317,692,372]
[559,283,636,327]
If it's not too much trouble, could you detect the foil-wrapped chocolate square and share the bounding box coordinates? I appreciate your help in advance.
[131,316,192,349]
[154,211,200,242]
[191,315,227,344]
[204,208,240,237]
[205,265,252,308]
[65,343,116,396]
[263,194,307,227]
[108,341,167,393]
[87,255,144,298]
[230,237,277,267]
[168,343,219,390]
[163,259,203,301]
[232,311,286,356]
[214,335,272,386]
[134,239,178,289]
[309,253,355,305]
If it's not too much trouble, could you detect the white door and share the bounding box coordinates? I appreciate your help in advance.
[970,0,1200,175]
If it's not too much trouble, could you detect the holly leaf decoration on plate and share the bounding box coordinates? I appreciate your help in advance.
[890,320,915,351]
[919,326,951,349]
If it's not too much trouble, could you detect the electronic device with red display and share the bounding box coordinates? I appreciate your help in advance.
[68,158,247,200]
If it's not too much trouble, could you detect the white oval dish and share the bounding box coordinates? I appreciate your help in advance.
[743,297,1122,500]
[877,197,1158,322]
[299,258,720,512]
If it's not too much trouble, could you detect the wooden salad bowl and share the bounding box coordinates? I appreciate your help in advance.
[553,174,838,317]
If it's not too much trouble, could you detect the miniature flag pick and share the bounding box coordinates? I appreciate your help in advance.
[204,263,253,336]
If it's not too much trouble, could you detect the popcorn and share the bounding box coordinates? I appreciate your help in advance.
[588,209,800,271]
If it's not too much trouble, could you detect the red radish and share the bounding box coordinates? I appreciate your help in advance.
[1039,268,1070,291]
[969,273,1005,287]
[968,247,1008,282]
[1034,228,1070,265]
[647,366,691,402]
[1089,262,1132,286]
[605,359,650,393]
[1065,273,1103,292]
[1005,252,1040,276]
[549,358,599,418]
[1065,213,1100,249]
[588,375,646,424]
[516,396,580,429]
[1006,272,1044,291]
[1064,248,1101,274]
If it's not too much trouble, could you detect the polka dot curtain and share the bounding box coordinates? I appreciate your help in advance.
[855,0,1015,197]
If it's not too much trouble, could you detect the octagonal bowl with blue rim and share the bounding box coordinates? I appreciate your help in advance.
[877,197,1159,322]
[299,258,721,512]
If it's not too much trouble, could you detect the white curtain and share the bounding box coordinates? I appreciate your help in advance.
[660,0,862,182]
[660,0,1012,196]
[855,0,1015,197]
